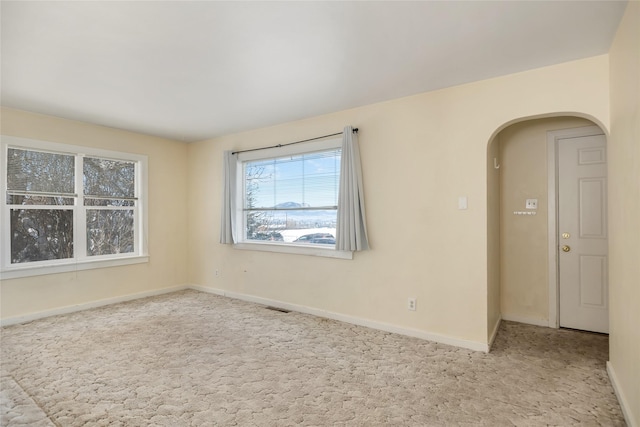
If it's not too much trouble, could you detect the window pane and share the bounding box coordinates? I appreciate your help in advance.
[303,153,340,207]
[7,148,75,194]
[86,209,134,256]
[273,158,303,207]
[245,162,275,209]
[246,209,283,239]
[10,209,74,263]
[244,149,340,210]
[245,209,337,242]
[243,147,341,245]
[84,158,135,198]
[6,195,74,206]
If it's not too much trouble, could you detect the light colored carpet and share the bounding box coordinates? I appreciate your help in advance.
[1,289,625,426]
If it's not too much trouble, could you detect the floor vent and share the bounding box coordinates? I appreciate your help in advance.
[265,306,290,313]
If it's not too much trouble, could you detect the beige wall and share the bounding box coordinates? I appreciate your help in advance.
[0,108,189,319]
[188,55,610,348]
[498,117,595,324]
[608,1,640,424]
[0,55,614,351]
[486,136,501,341]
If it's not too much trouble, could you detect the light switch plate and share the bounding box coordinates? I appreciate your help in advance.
[526,199,538,209]
[458,196,468,210]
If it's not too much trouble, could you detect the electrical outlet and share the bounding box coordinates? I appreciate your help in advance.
[408,297,417,311]
[215,270,219,277]
[526,199,538,210]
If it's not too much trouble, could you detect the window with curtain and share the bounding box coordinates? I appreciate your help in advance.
[239,138,342,248]
[1,136,148,279]
[222,126,368,258]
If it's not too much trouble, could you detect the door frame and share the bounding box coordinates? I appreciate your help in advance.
[546,125,606,329]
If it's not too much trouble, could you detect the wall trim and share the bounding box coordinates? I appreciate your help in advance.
[189,284,490,352]
[607,361,638,427]
[2,283,492,352]
[501,313,550,327]
[0,285,189,327]
[488,316,502,351]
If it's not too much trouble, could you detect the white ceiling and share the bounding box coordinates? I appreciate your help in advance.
[1,1,627,142]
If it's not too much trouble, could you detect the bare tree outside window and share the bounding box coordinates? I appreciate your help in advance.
[7,148,75,194]
[7,148,75,263]
[245,164,278,240]
[83,158,136,256]
[5,148,139,263]
[10,209,74,263]
[86,210,134,256]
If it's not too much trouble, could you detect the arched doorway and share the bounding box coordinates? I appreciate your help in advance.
[487,115,609,339]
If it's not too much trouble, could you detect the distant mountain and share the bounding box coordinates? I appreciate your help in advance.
[274,202,311,209]
[255,202,335,221]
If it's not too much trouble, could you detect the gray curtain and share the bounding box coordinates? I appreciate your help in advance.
[220,151,237,244]
[336,126,369,251]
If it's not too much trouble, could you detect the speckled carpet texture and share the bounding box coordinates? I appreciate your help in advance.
[1,290,625,426]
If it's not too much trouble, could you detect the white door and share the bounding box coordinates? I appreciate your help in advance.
[558,134,608,333]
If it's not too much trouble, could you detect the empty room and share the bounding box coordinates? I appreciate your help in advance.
[1,1,638,426]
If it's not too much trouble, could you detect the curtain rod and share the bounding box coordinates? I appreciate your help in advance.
[231,128,358,155]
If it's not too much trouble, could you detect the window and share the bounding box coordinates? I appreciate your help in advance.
[1,136,148,279]
[222,126,368,257]
[83,157,137,256]
[233,137,351,259]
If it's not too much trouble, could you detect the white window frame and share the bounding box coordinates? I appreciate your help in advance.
[0,136,149,279]
[233,137,352,260]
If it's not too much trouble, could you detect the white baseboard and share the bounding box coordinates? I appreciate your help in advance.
[607,361,638,427]
[2,283,492,353]
[1,285,189,327]
[488,316,502,351]
[189,284,225,296]
[189,284,490,352]
[501,313,550,328]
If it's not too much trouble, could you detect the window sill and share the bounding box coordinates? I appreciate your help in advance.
[0,255,150,280]
[233,242,353,260]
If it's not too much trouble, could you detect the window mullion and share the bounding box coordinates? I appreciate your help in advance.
[133,161,140,254]
[272,159,277,211]
[76,155,86,260]
[1,144,8,269]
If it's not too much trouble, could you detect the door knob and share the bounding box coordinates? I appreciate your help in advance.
[562,245,571,252]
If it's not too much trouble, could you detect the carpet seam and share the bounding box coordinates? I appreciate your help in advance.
[9,374,59,427]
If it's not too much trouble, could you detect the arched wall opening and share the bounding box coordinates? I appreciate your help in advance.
[487,113,608,346]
